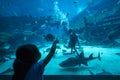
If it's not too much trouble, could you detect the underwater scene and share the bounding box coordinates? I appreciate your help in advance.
[0,0,120,79]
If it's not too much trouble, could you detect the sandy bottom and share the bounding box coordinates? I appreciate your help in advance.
[0,44,120,75]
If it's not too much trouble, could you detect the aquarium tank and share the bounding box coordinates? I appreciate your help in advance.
[0,0,120,80]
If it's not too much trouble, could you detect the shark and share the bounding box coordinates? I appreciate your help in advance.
[59,51,101,67]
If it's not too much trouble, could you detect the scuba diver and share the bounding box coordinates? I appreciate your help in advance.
[68,29,80,56]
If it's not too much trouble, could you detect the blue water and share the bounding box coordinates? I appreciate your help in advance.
[0,1,120,80]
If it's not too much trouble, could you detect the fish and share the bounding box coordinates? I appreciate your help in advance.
[14,29,37,36]
[88,69,112,75]
[44,33,55,42]
[59,51,101,67]
[22,30,36,36]
[115,53,120,56]
[73,0,79,4]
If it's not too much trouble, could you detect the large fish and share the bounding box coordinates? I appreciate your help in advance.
[59,51,101,67]
[44,33,55,42]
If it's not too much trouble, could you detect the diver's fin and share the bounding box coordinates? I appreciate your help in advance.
[98,52,101,61]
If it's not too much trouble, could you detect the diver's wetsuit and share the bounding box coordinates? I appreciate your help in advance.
[69,32,79,56]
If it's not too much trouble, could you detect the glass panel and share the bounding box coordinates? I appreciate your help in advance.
[0,0,120,79]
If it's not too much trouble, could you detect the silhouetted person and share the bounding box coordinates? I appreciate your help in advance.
[12,39,59,80]
[68,29,80,56]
